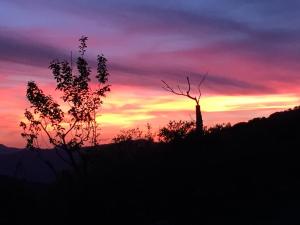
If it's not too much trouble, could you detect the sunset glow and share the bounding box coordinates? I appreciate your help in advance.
[0,0,299,147]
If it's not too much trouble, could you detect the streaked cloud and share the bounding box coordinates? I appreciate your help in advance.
[0,0,299,147]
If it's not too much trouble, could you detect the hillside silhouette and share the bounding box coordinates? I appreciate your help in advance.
[1,106,300,224]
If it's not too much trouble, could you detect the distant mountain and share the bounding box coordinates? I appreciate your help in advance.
[0,144,21,153]
[0,145,72,183]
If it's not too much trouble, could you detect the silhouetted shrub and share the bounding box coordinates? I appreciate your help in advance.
[112,127,143,143]
[205,123,231,135]
[113,123,155,143]
[158,120,195,143]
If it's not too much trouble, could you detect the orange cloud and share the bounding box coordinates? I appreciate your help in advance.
[1,83,299,148]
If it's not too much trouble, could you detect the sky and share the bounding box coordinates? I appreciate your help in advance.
[0,0,300,147]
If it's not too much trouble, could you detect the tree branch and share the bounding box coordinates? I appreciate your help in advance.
[162,80,191,98]
[64,119,78,139]
[186,76,191,96]
[161,75,207,106]
[39,122,56,147]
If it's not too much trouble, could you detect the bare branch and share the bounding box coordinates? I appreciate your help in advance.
[161,75,207,105]
[177,85,184,95]
[197,83,202,101]
[162,78,198,102]
[186,76,191,96]
[199,73,207,87]
[161,80,189,97]
[197,74,207,102]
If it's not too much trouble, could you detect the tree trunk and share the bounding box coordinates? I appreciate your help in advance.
[196,104,203,135]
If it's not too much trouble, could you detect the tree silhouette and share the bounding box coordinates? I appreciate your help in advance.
[112,123,155,143]
[162,75,206,135]
[158,120,195,143]
[20,36,110,173]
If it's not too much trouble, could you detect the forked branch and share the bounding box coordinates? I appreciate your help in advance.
[161,75,206,105]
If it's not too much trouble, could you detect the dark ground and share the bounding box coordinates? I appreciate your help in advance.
[1,106,300,225]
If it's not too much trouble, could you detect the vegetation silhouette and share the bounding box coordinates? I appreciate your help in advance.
[162,75,206,135]
[158,120,196,143]
[20,36,110,176]
[2,106,298,224]
[113,123,155,143]
[6,36,300,225]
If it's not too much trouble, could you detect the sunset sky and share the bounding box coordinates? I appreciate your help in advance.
[0,0,300,147]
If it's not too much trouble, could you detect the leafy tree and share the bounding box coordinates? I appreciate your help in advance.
[158,120,195,143]
[20,36,110,173]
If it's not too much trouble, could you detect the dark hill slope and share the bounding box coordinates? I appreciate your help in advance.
[230,106,300,145]
[56,106,300,225]
[1,106,300,225]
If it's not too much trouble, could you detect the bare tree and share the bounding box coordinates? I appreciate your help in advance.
[161,75,206,135]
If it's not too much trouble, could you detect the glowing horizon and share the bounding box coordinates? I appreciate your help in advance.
[0,0,300,147]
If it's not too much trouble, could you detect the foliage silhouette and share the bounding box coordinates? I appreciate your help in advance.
[113,127,143,143]
[158,120,195,143]
[205,122,231,135]
[113,123,155,143]
[20,36,110,174]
